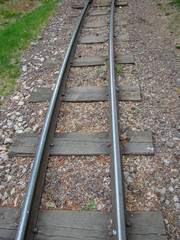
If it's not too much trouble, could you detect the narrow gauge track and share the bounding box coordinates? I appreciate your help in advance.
[15,1,126,239]
[2,0,166,240]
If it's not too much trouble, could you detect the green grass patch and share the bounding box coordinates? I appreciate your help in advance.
[0,21,9,27]
[169,0,180,8]
[165,11,171,15]
[116,64,123,74]
[156,0,180,44]
[0,0,60,96]
[174,86,180,94]
[136,109,143,114]
[84,200,97,211]
[1,9,22,18]
[103,61,108,69]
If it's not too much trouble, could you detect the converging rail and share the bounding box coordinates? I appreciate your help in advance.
[15,1,93,239]
[109,0,126,239]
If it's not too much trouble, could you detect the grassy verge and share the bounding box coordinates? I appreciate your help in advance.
[0,0,60,98]
[156,0,180,38]
[169,0,180,8]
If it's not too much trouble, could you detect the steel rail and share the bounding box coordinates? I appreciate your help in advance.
[15,1,92,239]
[109,0,127,239]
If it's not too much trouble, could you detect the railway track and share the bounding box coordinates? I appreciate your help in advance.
[0,0,167,240]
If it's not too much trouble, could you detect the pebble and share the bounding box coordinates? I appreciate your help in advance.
[173,195,179,203]
[22,168,26,174]
[10,169,16,175]
[16,129,23,134]
[175,203,180,209]
[169,186,174,192]
[13,96,20,101]
[124,171,130,178]
[39,57,45,62]
[29,117,36,124]
[33,124,39,132]
[18,101,24,106]
[4,138,13,144]
[31,42,38,46]
[166,142,175,148]
[166,199,170,206]
[18,117,23,122]
[164,159,170,165]
[39,110,43,115]
[11,188,16,195]
[24,127,31,132]
[22,65,27,72]
[6,175,13,182]
[2,200,9,206]
[2,192,9,201]
[164,219,169,225]
[37,80,43,84]
[96,202,105,211]
[173,137,179,141]
[99,72,106,79]
[22,121,27,126]
[0,185,5,190]
[127,176,133,184]
[14,196,18,207]
[0,152,8,161]
[10,115,16,121]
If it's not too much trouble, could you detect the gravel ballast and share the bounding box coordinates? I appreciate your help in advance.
[0,0,179,239]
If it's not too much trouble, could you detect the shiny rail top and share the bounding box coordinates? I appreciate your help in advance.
[109,0,127,239]
[15,1,92,239]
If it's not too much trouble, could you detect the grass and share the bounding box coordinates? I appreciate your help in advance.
[174,86,180,94]
[82,69,92,73]
[169,0,180,8]
[84,200,97,211]
[1,9,21,18]
[116,65,123,74]
[136,109,143,114]
[0,0,60,97]
[156,0,180,38]
[104,61,108,70]
[45,202,51,208]
[165,11,171,15]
